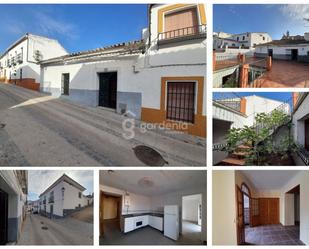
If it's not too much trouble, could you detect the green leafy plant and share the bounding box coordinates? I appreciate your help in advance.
[223,109,296,165]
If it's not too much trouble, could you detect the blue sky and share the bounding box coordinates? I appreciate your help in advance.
[214,4,309,39]
[0,4,147,54]
[28,170,94,201]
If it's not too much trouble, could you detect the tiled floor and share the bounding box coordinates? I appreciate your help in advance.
[245,224,304,245]
[253,60,309,88]
[100,219,204,245]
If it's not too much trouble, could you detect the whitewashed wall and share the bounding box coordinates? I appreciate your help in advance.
[293,94,309,147]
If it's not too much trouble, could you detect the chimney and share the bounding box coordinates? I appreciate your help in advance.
[240,97,247,114]
[292,92,299,107]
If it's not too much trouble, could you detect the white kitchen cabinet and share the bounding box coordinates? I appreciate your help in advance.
[149,216,163,231]
[124,217,135,233]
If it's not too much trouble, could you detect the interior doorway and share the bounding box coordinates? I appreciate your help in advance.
[268,49,273,57]
[181,194,202,243]
[0,189,8,245]
[286,185,300,227]
[100,191,122,238]
[98,72,117,109]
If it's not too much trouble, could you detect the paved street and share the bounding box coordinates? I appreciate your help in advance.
[0,83,206,166]
[17,214,93,245]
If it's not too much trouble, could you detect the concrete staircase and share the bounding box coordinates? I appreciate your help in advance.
[219,144,252,166]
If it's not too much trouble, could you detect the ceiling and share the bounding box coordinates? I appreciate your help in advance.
[241,170,300,191]
[100,170,206,196]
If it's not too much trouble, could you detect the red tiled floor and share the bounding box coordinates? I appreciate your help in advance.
[253,60,309,88]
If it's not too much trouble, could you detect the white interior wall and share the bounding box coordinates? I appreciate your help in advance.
[100,185,151,214]
[285,193,295,226]
[279,172,309,245]
[212,170,237,245]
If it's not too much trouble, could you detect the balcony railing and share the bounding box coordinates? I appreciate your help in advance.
[16,53,23,64]
[157,24,206,46]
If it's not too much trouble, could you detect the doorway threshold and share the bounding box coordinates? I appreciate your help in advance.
[97,106,116,113]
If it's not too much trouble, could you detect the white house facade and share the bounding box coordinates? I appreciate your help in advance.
[39,174,91,218]
[255,33,309,62]
[0,33,67,90]
[40,4,207,137]
[0,170,28,245]
[213,32,272,50]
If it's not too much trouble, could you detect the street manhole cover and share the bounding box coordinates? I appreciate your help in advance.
[41,226,48,230]
[133,145,168,166]
[0,124,5,129]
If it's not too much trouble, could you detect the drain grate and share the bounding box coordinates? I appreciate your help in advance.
[0,123,6,129]
[133,145,168,166]
[41,226,48,230]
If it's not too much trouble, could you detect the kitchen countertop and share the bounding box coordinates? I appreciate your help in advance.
[122,212,164,218]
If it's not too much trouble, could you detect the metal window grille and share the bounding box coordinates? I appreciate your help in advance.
[166,82,195,123]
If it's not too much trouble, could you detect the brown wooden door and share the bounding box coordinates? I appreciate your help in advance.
[259,198,279,225]
[268,198,279,224]
[236,185,245,245]
[99,191,104,237]
[259,198,268,225]
[305,119,309,150]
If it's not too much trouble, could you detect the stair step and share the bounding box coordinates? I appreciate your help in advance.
[231,151,249,158]
[220,157,246,166]
[237,145,252,150]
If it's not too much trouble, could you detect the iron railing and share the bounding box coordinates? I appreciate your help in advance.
[297,148,309,166]
[158,24,206,43]
[213,92,243,113]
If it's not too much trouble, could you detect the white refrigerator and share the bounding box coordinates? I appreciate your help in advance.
[164,205,179,240]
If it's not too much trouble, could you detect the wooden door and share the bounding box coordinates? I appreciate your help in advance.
[236,185,245,245]
[0,189,8,245]
[259,198,279,225]
[268,198,279,224]
[99,191,104,237]
[259,198,268,225]
[305,119,309,150]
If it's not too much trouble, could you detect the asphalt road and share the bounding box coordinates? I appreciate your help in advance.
[0,83,206,166]
[17,214,93,245]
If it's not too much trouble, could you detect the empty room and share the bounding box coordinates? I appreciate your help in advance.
[213,170,309,246]
[99,170,207,245]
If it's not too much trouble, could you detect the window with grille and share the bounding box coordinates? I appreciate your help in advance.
[166,82,195,123]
